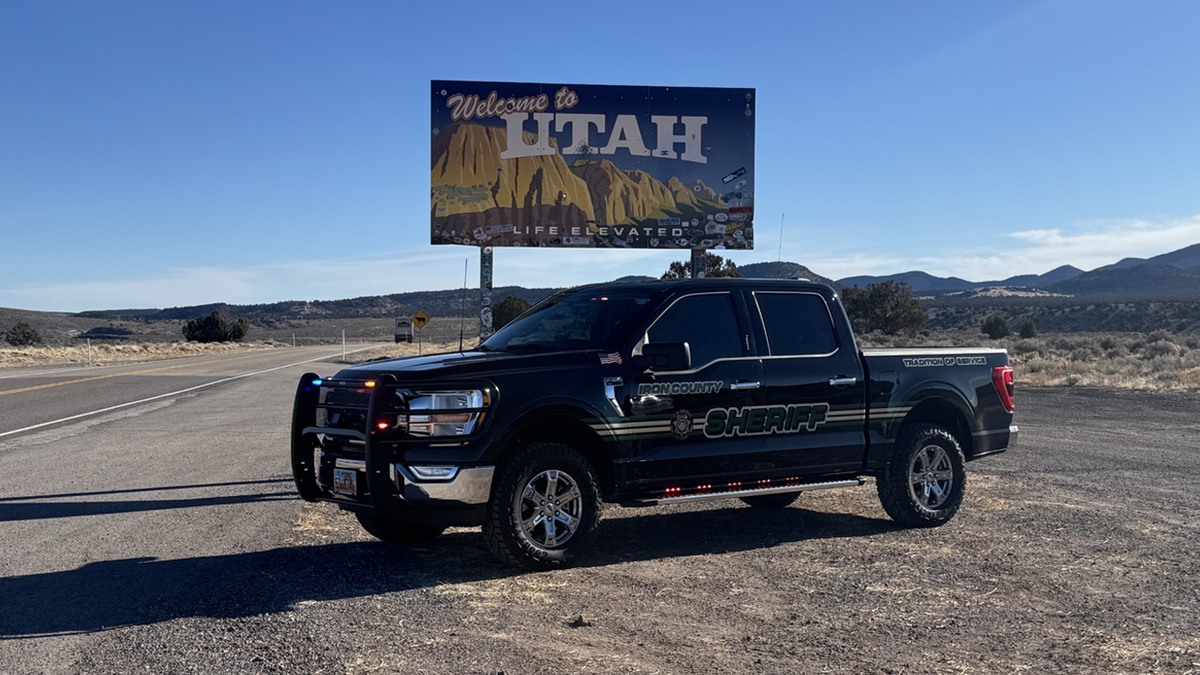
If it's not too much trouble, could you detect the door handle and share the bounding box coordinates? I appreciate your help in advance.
[829,377,857,387]
[730,380,761,390]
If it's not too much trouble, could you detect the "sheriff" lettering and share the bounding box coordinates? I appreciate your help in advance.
[704,403,830,438]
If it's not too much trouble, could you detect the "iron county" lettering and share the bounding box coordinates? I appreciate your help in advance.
[703,403,830,438]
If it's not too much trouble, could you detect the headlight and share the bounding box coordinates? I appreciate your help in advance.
[404,390,488,437]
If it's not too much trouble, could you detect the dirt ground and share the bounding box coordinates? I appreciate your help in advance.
[81,387,1200,674]
[4,386,1197,674]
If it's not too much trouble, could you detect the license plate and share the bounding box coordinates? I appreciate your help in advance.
[332,468,358,496]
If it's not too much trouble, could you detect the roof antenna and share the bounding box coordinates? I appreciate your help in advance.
[458,257,468,352]
[778,212,784,262]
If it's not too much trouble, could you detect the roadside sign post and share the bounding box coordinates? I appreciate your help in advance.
[411,311,431,355]
[480,247,493,339]
[691,248,707,279]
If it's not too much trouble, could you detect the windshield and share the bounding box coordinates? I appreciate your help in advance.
[481,289,657,353]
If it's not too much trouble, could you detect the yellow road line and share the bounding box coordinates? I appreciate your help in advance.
[0,350,285,397]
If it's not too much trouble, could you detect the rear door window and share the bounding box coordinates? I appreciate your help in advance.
[755,292,838,356]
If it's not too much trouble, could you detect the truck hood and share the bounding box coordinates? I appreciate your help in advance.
[331,349,603,383]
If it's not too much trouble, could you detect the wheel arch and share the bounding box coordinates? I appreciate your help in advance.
[494,405,616,495]
[897,394,975,459]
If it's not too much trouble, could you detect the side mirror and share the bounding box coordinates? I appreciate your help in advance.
[634,342,691,372]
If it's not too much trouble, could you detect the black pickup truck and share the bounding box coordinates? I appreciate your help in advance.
[291,279,1016,570]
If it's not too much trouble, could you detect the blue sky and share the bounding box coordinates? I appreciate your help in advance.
[1,0,1197,312]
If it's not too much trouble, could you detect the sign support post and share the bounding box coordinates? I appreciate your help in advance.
[480,247,494,339]
[410,311,431,354]
[691,248,707,279]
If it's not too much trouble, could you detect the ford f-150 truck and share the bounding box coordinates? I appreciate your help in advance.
[291,279,1016,570]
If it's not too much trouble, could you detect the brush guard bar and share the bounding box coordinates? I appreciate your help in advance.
[290,372,494,514]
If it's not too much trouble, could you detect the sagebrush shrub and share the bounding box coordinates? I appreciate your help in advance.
[182,311,249,343]
[981,315,1010,339]
[4,321,42,347]
[1143,340,1182,359]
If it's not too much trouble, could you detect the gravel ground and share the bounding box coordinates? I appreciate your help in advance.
[2,386,1198,674]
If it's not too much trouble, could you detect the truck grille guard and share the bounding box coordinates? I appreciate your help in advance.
[290,372,491,514]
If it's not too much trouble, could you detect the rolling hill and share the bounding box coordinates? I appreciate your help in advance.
[836,241,1200,299]
[838,271,975,293]
[737,261,836,286]
[1049,264,1200,298]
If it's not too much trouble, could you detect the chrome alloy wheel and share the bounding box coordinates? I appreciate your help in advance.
[520,469,584,549]
[908,444,955,509]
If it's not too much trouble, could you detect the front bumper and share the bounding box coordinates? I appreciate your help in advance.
[316,457,494,506]
[391,464,495,506]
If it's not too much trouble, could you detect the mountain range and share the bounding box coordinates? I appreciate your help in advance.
[9,242,1200,347]
[57,242,1200,326]
[835,243,1200,299]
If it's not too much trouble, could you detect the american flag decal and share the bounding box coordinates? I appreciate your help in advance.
[599,352,623,365]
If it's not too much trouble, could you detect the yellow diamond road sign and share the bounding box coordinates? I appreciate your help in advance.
[411,311,431,330]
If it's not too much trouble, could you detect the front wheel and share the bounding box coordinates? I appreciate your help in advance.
[484,442,602,571]
[355,512,445,544]
[877,423,967,527]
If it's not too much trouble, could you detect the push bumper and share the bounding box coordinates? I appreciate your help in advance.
[291,371,495,523]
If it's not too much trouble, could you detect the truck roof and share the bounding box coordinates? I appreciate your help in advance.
[572,277,837,296]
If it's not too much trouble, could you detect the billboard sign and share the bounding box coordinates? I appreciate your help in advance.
[431,80,755,250]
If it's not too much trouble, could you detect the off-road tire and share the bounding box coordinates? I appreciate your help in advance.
[355,512,445,544]
[484,442,603,571]
[877,423,967,527]
[740,492,801,508]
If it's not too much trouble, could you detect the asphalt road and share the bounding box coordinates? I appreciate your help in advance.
[0,346,379,438]
[0,373,1197,674]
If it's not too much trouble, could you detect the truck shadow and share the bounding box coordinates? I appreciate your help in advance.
[0,507,895,639]
[0,479,295,522]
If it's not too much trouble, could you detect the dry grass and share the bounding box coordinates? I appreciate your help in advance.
[861,329,1200,390]
[339,338,481,364]
[0,340,289,368]
[13,328,1171,391]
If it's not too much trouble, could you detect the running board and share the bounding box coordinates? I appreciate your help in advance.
[626,478,865,506]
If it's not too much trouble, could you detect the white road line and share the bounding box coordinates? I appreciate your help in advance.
[0,346,381,440]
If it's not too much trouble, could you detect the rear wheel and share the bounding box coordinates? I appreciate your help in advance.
[355,512,445,544]
[484,442,602,571]
[740,492,800,509]
[877,423,967,527]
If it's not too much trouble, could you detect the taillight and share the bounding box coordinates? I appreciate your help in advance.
[992,366,1015,412]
